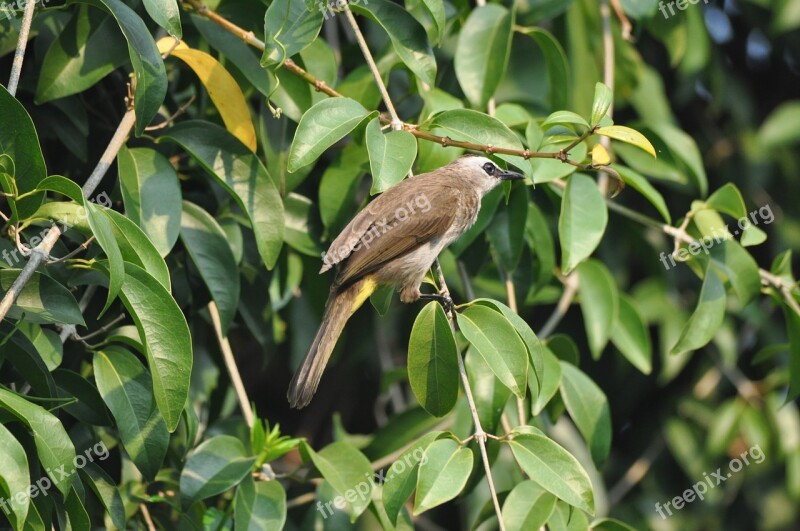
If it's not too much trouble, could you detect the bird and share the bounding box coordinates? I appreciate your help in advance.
[287,154,526,408]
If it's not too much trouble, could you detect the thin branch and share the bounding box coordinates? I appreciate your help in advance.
[139,503,157,531]
[74,313,126,341]
[607,435,663,506]
[59,285,97,343]
[6,0,36,96]
[609,0,633,41]
[538,273,579,340]
[432,259,506,531]
[208,301,254,428]
[183,0,592,164]
[46,236,95,265]
[342,5,402,130]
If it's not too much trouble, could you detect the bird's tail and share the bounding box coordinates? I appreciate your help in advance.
[287,276,378,408]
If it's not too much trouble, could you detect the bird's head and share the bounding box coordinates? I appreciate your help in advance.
[451,154,526,195]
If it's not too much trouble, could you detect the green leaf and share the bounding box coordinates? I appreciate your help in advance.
[465,347,511,433]
[287,98,371,172]
[508,433,594,514]
[647,122,708,196]
[559,362,612,466]
[118,146,182,257]
[35,6,128,103]
[414,439,473,514]
[95,262,192,432]
[180,201,240,334]
[615,165,671,223]
[306,441,374,520]
[759,100,800,149]
[591,517,638,531]
[382,431,442,525]
[454,4,513,109]
[366,118,417,194]
[414,0,446,45]
[611,294,652,374]
[143,0,181,37]
[74,0,167,135]
[160,121,284,269]
[35,175,124,312]
[576,259,619,358]
[533,346,562,415]
[79,463,126,530]
[93,346,169,480]
[501,481,557,531]
[457,305,528,398]
[0,84,46,221]
[283,193,322,256]
[234,476,287,531]
[542,111,590,131]
[486,183,528,272]
[590,82,612,126]
[595,125,656,157]
[180,435,256,508]
[705,183,747,219]
[0,270,85,325]
[559,174,608,274]
[708,239,761,306]
[351,0,437,85]
[0,387,77,496]
[261,0,323,66]
[472,298,546,397]
[671,267,726,355]
[519,27,569,109]
[103,208,171,291]
[430,109,532,175]
[0,422,30,530]
[407,302,459,417]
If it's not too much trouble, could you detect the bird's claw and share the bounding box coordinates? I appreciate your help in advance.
[419,292,455,315]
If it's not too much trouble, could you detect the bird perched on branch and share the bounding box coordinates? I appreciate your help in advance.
[287,154,525,408]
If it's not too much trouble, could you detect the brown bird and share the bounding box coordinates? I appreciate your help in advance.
[287,155,525,408]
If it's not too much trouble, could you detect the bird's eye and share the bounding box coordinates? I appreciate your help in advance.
[483,162,496,175]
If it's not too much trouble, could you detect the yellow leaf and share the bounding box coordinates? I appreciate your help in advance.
[156,38,257,152]
[591,144,611,166]
[595,125,656,158]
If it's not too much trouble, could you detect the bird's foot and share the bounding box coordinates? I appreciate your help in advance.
[418,292,455,315]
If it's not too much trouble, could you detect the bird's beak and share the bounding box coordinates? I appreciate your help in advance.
[499,168,526,181]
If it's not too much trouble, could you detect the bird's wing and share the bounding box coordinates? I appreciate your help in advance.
[332,184,462,286]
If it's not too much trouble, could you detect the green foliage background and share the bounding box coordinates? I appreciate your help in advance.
[0,0,799,529]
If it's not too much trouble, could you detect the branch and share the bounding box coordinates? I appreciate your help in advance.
[208,301,254,428]
[6,0,36,96]
[183,0,594,165]
[432,259,507,531]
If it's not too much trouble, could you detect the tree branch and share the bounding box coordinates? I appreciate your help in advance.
[6,0,36,96]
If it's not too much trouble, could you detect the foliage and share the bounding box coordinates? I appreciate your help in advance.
[0,0,799,529]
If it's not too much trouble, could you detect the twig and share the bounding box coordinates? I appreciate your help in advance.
[139,503,157,531]
[342,5,402,130]
[609,0,633,41]
[538,273,579,340]
[208,301,254,428]
[74,313,126,341]
[432,258,506,531]
[606,435,663,506]
[6,0,36,96]
[501,269,527,425]
[59,285,97,343]
[285,491,316,509]
[145,95,196,131]
[183,0,593,165]
[46,236,95,265]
